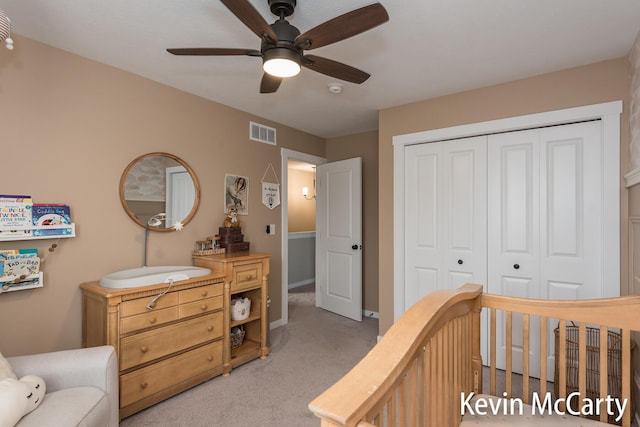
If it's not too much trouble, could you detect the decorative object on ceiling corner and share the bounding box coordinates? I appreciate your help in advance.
[261,163,280,210]
[0,8,13,50]
[166,0,389,93]
[302,166,316,200]
[250,121,276,145]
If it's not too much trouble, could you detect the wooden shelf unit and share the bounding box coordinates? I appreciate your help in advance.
[193,252,270,375]
[80,273,226,419]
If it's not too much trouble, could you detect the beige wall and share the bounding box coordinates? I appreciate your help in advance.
[0,36,325,356]
[287,169,316,232]
[326,131,379,313]
[378,58,631,334]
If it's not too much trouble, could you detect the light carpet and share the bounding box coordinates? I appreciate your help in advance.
[120,286,379,426]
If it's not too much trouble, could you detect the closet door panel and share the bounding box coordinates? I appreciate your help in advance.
[540,121,603,300]
[444,138,487,289]
[404,145,443,310]
[488,130,540,297]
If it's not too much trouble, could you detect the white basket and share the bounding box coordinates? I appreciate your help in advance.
[231,297,251,321]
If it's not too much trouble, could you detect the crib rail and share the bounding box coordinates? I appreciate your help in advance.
[309,284,484,427]
[309,285,640,427]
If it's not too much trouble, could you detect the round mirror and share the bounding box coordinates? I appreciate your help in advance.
[119,152,200,231]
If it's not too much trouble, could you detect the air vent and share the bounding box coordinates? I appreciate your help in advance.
[250,121,276,145]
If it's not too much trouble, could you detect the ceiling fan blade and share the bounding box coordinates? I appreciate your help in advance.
[302,55,370,84]
[167,48,262,56]
[296,3,389,50]
[220,0,278,42]
[260,73,282,93]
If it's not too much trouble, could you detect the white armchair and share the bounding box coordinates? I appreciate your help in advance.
[7,346,118,427]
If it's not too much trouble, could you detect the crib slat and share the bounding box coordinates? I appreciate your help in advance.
[417,346,425,426]
[506,311,513,397]
[522,313,530,404]
[558,319,567,412]
[490,308,496,396]
[578,322,587,418]
[598,325,607,423]
[622,329,631,427]
[539,316,548,398]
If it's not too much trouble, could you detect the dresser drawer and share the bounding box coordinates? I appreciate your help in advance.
[120,340,223,407]
[121,307,179,335]
[121,293,178,317]
[179,284,222,304]
[232,262,262,291]
[120,312,223,371]
[179,295,223,318]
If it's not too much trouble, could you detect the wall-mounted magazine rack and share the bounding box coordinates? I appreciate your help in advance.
[0,224,76,241]
[0,272,43,293]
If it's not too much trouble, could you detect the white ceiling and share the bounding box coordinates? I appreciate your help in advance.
[3,0,640,138]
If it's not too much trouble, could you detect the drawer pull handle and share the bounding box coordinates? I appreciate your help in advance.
[207,356,213,362]
[140,382,148,389]
[140,346,149,353]
[207,326,214,332]
[149,317,157,324]
[201,305,208,311]
[201,291,208,297]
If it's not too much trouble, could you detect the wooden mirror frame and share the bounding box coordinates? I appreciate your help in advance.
[119,152,201,232]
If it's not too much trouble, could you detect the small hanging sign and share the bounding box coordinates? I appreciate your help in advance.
[261,163,280,210]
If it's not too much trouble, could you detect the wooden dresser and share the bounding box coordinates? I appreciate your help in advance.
[192,252,270,374]
[81,273,226,419]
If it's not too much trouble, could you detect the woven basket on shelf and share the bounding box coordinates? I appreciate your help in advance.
[230,326,245,349]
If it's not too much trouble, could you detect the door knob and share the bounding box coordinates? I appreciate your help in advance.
[457,259,463,265]
[352,244,362,250]
[514,264,520,270]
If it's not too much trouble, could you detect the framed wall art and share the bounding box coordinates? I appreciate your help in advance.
[225,174,249,215]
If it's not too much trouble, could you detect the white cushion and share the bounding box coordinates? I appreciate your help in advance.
[16,387,109,427]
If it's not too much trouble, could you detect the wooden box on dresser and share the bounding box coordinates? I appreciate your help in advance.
[80,273,226,419]
[192,252,270,375]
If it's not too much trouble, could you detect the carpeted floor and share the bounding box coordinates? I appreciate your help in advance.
[120,284,379,426]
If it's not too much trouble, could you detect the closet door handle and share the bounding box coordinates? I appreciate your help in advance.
[457,259,463,265]
[514,264,520,270]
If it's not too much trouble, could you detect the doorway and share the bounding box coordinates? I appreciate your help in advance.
[280,148,326,327]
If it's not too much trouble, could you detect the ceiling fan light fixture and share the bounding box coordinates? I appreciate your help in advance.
[263,48,301,78]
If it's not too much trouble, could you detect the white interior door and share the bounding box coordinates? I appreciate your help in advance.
[403,136,487,311]
[316,158,363,321]
[165,166,195,228]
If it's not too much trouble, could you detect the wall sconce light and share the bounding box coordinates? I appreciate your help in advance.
[302,186,315,200]
[302,166,316,200]
[0,8,14,50]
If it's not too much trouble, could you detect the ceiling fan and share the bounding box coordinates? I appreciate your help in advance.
[167,0,389,93]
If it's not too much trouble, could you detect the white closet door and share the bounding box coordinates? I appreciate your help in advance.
[488,121,603,380]
[404,136,487,311]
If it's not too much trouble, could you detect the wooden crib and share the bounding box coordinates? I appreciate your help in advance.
[309,284,639,427]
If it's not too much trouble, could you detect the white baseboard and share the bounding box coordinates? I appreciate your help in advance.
[270,318,285,330]
[625,167,640,188]
[288,279,315,289]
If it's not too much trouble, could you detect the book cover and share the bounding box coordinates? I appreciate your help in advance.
[0,196,33,238]
[3,256,40,277]
[32,204,72,236]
